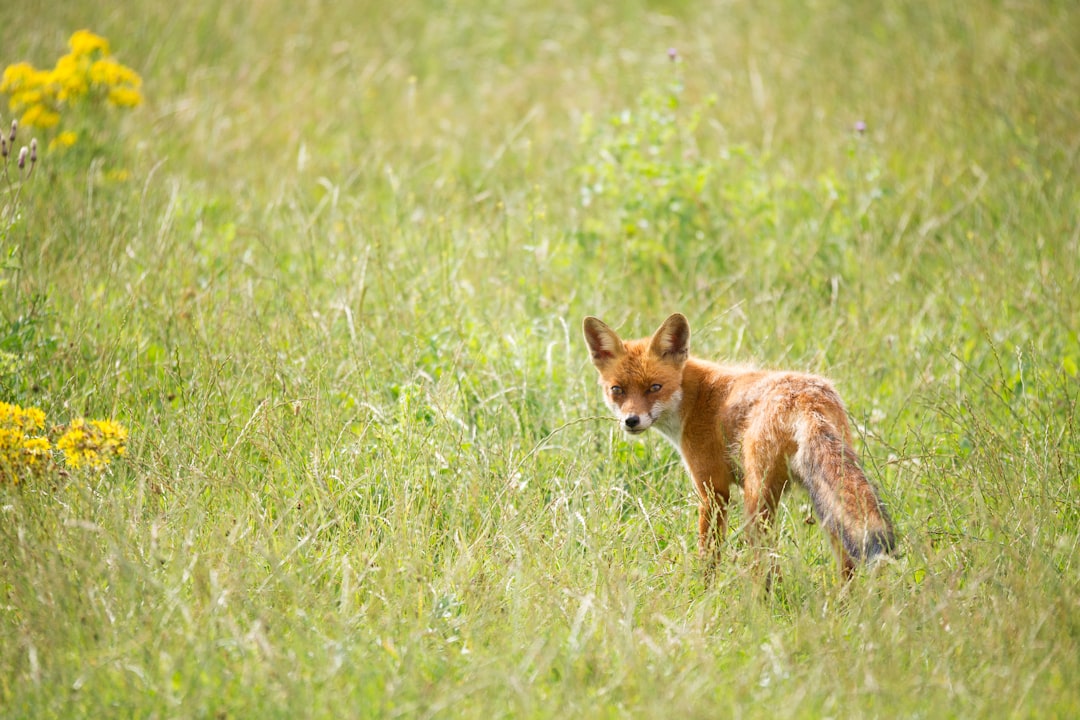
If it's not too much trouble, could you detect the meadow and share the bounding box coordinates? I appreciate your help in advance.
[1,0,1078,716]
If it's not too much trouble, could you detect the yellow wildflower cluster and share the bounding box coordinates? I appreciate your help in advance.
[0,402,49,483]
[55,417,129,470]
[0,401,128,484]
[0,29,142,144]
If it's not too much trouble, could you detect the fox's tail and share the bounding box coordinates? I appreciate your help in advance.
[791,412,896,568]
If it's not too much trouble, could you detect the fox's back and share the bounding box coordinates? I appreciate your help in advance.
[677,359,855,466]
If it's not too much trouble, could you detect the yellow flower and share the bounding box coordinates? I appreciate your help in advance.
[0,401,46,432]
[52,54,90,101]
[87,58,143,107]
[25,408,45,431]
[1,427,18,449]
[0,427,25,456]
[0,430,26,483]
[19,103,61,129]
[0,403,52,484]
[2,30,143,157]
[3,30,142,131]
[56,421,91,469]
[0,62,38,93]
[8,87,42,110]
[3,64,56,112]
[90,418,128,454]
[57,417,128,470]
[107,86,143,108]
[21,437,51,466]
[89,58,141,88]
[68,30,110,58]
[88,58,118,86]
[49,131,78,151]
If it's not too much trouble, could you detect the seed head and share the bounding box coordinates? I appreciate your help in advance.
[1,137,7,158]
[29,138,37,164]
[18,146,28,170]
[8,120,15,143]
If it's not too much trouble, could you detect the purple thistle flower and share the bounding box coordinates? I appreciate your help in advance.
[668,47,678,62]
[854,120,867,134]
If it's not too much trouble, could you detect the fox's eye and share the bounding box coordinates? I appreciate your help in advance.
[649,384,662,393]
[610,386,624,396]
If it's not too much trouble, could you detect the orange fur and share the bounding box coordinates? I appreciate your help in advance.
[584,313,896,579]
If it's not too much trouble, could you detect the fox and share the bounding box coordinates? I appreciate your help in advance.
[583,312,896,580]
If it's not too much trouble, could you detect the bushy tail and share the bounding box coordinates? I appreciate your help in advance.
[792,413,896,566]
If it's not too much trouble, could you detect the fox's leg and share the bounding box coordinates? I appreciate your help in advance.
[697,488,730,560]
[743,470,785,546]
[741,440,792,588]
[738,436,790,544]
[683,452,733,561]
[830,532,857,581]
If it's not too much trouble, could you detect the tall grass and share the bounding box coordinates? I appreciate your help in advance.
[1,0,1078,716]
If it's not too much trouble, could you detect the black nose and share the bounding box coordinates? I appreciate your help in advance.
[624,415,640,429]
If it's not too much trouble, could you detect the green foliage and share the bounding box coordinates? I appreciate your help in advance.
[0,0,1078,717]
[574,63,901,296]
[577,67,726,275]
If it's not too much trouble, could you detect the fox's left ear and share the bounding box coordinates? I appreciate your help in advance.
[649,313,690,364]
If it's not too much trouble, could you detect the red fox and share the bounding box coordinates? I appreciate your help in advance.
[583,313,896,579]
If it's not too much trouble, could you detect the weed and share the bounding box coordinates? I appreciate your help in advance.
[1,118,36,238]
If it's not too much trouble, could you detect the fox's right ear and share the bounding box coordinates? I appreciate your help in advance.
[583,317,626,369]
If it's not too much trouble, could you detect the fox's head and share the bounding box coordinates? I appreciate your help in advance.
[583,313,690,437]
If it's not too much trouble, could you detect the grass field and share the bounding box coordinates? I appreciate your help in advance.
[2,0,1078,716]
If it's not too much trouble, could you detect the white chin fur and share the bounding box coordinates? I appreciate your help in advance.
[652,389,684,444]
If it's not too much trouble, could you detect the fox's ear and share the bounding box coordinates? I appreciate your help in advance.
[583,317,626,368]
[649,313,690,364]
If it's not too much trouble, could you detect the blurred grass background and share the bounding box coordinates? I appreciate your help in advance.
[1,0,1078,716]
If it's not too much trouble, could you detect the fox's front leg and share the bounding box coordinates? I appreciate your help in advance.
[697,492,730,559]
[685,453,733,561]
